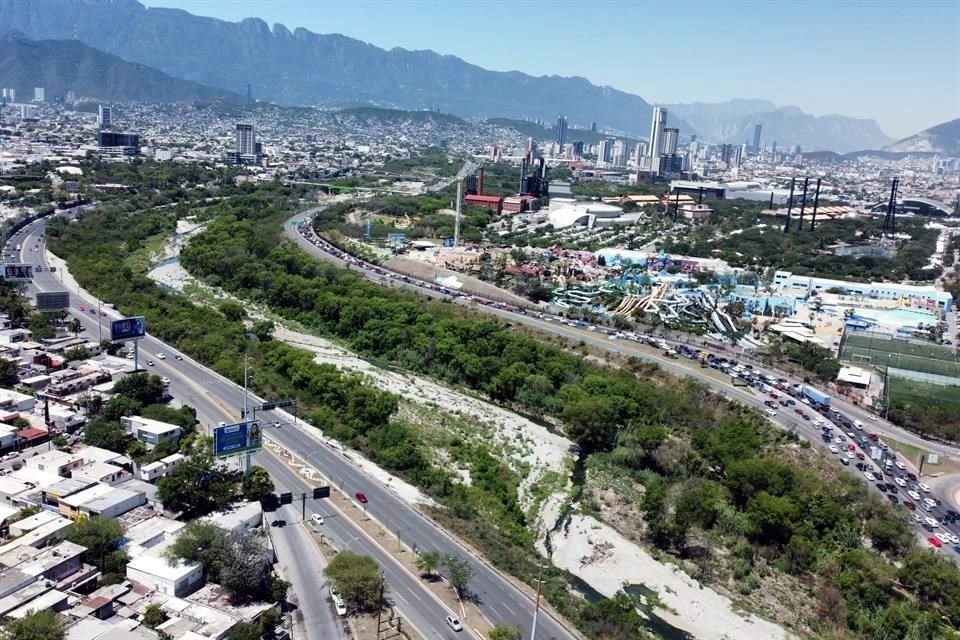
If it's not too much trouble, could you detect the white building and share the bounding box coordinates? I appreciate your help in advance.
[32,88,45,102]
[773,270,954,312]
[138,453,185,483]
[121,416,182,450]
[127,540,203,597]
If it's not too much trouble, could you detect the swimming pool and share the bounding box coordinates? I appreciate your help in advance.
[856,306,939,327]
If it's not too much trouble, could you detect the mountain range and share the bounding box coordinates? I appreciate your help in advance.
[0,0,692,137]
[667,100,893,153]
[0,0,910,153]
[883,118,960,154]
[0,32,240,104]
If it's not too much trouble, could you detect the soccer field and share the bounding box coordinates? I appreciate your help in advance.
[840,334,960,377]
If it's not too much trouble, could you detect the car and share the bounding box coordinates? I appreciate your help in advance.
[945,532,960,545]
[895,461,906,470]
[839,457,849,466]
[445,615,464,632]
[936,533,950,544]
[88,309,95,314]
[146,360,155,367]
[925,517,939,528]
[918,483,931,493]
[157,353,166,360]
[908,491,922,501]
[886,494,898,504]
[928,537,942,548]
[895,477,907,487]
[863,471,875,482]
[847,444,856,451]
[954,545,960,555]
[79,305,85,311]
[175,354,183,361]
[828,445,839,454]
[311,513,324,525]
[877,484,887,493]
[765,409,776,417]
[4,452,19,461]
[856,452,865,460]
[100,311,106,316]
[160,377,171,385]
[912,513,925,524]
[846,451,856,460]
[271,421,281,428]
[853,420,863,430]
[907,472,918,481]
[270,519,286,528]
[355,492,368,504]
[834,435,845,443]
[333,595,347,616]
[903,501,916,510]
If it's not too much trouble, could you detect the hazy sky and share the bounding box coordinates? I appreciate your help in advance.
[143,0,959,139]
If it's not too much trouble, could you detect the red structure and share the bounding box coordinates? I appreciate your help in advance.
[464,194,503,214]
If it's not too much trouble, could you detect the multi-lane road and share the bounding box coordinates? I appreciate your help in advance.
[286,212,960,555]
[8,216,576,640]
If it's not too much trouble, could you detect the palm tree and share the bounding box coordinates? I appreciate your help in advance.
[68,318,82,337]
[415,549,442,579]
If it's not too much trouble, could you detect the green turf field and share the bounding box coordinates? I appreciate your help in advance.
[840,333,960,377]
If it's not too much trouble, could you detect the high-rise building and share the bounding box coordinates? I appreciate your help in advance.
[572,141,584,160]
[20,105,36,120]
[556,116,567,148]
[98,105,112,130]
[752,124,762,151]
[612,139,627,167]
[6,89,14,102]
[33,87,45,102]
[662,128,679,156]
[734,144,745,168]
[246,83,253,105]
[235,123,255,155]
[590,121,597,133]
[65,90,75,102]
[647,107,667,172]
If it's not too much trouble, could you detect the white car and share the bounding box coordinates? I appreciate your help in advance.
[846,451,855,460]
[895,461,906,471]
[863,472,875,482]
[828,445,839,454]
[765,409,777,417]
[946,532,960,545]
[161,377,171,385]
[333,595,347,616]
[918,483,931,493]
[935,532,950,544]
[834,435,845,443]
[853,420,863,430]
[908,491,922,501]
[912,513,924,524]
[894,477,907,487]
[157,353,166,360]
[445,615,463,632]
[311,513,324,525]
[146,360,155,367]
[925,517,939,528]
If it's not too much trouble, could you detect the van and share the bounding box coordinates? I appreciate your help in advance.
[853,420,863,430]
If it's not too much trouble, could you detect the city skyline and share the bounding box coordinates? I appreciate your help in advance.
[141,0,960,139]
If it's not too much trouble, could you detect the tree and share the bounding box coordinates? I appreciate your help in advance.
[242,466,275,502]
[251,319,275,342]
[488,625,522,640]
[63,347,92,362]
[443,555,473,599]
[218,530,275,603]
[0,358,17,386]
[83,417,129,453]
[27,312,54,340]
[218,301,246,322]
[113,373,166,406]
[164,521,229,582]
[323,551,382,612]
[157,452,237,518]
[1,609,65,640]
[415,549,442,578]
[51,435,68,449]
[225,622,260,640]
[141,604,166,629]
[67,317,83,337]
[65,516,127,577]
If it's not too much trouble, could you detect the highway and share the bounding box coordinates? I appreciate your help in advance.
[285,212,960,555]
[8,216,576,640]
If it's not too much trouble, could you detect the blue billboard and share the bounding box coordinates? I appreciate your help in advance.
[110,316,146,341]
[214,421,263,457]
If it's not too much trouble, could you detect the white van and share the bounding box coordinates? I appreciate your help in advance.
[853,420,863,431]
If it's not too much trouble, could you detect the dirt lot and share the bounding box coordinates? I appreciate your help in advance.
[385,255,532,307]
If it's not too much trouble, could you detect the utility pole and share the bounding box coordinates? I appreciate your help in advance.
[375,571,386,638]
[529,564,543,640]
[453,177,463,248]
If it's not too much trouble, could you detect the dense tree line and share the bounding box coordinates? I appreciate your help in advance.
[51,180,960,639]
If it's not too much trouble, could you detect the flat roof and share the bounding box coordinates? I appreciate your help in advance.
[838,365,872,385]
[127,553,200,582]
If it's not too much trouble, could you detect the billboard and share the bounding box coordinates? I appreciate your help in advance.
[2,264,33,281]
[110,316,146,341]
[35,291,70,313]
[214,421,263,457]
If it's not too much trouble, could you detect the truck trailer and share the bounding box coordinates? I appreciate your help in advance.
[802,385,831,407]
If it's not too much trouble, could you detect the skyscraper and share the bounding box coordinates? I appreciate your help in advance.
[98,105,112,130]
[612,139,627,167]
[556,116,567,148]
[647,107,667,172]
[246,83,253,105]
[33,87,45,102]
[590,121,597,133]
[235,123,255,156]
[752,124,762,151]
[662,128,679,156]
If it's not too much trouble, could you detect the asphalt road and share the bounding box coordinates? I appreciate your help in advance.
[285,212,960,555]
[9,217,575,640]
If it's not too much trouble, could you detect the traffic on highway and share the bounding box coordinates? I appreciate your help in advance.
[291,212,960,557]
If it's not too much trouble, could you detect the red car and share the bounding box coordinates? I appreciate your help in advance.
[929,537,942,548]
[907,473,918,481]
[903,501,915,510]
[79,305,85,311]
[856,453,865,460]
[355,492,368,504]
[847,444,856,451]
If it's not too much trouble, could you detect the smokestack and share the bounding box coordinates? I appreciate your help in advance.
[520,159,527,194]
[797,177,810,230]
[769,191,774,209]
[783,178,796,233]
[477,167,485,196]
[539,157,546,180]
[454,177,463,248]
[809,178,822,231]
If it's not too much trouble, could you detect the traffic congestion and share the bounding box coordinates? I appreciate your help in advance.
[294,216,960,557]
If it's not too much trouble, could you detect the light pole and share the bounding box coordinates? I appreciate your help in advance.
[529,564,543,640]
[375,571,386,639]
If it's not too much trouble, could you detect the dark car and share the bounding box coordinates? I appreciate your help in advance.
[886,494,898,504]
[355,492,368,504]
[903,501,916,510]
[271,519,286,527]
